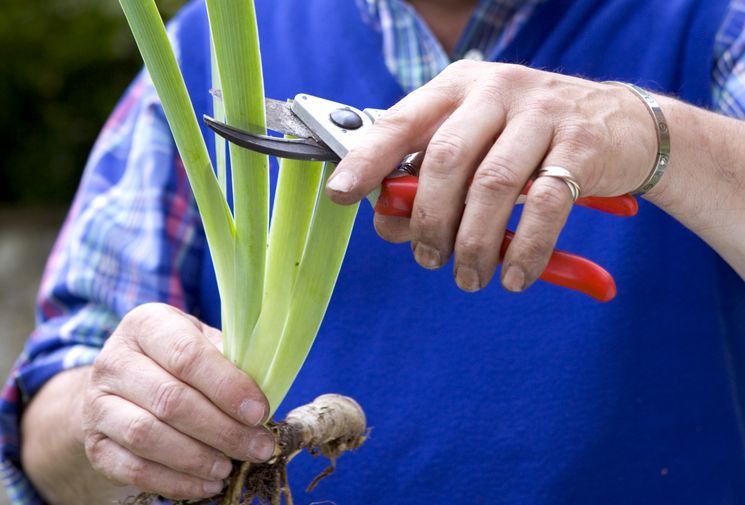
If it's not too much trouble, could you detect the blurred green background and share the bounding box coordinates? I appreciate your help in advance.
[1,4,183,503]
[0,0,181,205]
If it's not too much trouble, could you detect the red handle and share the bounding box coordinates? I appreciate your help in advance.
[574,195,638,216]
[501,231,617,302]
[376,176,638,218]
[375,176,420,218]
[374,175,626,302]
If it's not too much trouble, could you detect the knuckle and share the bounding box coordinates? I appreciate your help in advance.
[530,183,568,215]
[493,63,529,83]
[91,352,116,383]
[514,232,553,263]
[528,95,558,116]
[442,59,479,78]
[209,374,233,400]
[168,336,203,378]
[122,302,166,330]
[152,381,187,420]
[342,147,379,184]
[372,111,408,136]
[472,156,522,195]
[166,481,206,501]
[125,458,149,487]
[216,424,246,453]
[83,393,108,428]
[84,434,107,466]
[91,352,134,390]
[123,414,156,448]
[410,205,441,238]
[426,131,468,169]
[473,77,508,105]
[448,59,475,72]
[183,454,217,478]
[215,423,255,454]
[557,121,603,152]
[456,234,488,264]
[117,303,171,350]
[212,372,266,414]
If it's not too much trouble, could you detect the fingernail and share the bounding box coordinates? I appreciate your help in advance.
[502,265,526,292]
[248,431,276,462]
[239,399,266,426]
[413,243,442,269]
[211,458,233,480]
[455,266,481,292]
[204,480,225,496]
[327,171,355,193]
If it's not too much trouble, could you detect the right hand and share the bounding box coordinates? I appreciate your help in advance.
[81,303,274,500]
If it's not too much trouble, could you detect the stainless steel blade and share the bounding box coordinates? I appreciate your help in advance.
[265,98,321,141]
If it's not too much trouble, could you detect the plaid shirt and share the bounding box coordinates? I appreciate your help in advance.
[2,1,745,503]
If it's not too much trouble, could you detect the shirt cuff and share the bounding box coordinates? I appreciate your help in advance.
[1,344,100,505]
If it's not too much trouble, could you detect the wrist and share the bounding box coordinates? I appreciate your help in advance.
[22,367,96,504]
[641,95,730,212]
[641,95,687,208]
[640,95,745,277]
[604,82,670,196]
[69,368,91,449]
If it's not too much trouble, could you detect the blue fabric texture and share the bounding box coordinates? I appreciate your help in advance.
[180,0,745,503]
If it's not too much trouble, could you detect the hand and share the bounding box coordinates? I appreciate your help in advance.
[326,61,657,292]
[81,303,274,500]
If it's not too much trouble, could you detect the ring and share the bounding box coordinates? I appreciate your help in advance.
[535,166,581,202]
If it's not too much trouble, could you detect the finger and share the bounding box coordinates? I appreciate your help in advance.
[326,73,464,204]
[133,306,269,427]
[94,394,232,481]
[453,116,553,291]
[85,434,225,500]
[501,174,575,292]
[94,350,275,462]
[410,90,508,270]
[374,214,411,243]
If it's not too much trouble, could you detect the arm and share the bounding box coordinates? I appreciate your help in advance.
[20,367,125,504]
[646,97,745,278]
[324,61,745,291]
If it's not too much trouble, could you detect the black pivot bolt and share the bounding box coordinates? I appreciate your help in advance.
[329,107,363,130]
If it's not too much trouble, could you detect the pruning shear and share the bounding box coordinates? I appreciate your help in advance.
[204,94,639,302]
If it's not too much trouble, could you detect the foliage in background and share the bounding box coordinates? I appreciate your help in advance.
[0,0,180,204]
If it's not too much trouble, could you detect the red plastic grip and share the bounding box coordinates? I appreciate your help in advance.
[501,231,617,302]
[374,175,622,301]
[374,176,419,218]
[377,176,638,218]
[521,180,638,217]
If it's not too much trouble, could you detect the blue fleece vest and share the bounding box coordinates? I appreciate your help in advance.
[173,1,745,503]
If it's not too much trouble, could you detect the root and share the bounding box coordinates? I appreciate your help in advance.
[126,394,366,505]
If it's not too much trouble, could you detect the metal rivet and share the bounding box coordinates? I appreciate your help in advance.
[329,108,364,130]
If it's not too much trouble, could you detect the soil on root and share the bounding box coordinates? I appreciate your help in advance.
[126,395,367,505]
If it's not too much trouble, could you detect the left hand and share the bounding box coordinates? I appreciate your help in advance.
[325,61,658,293]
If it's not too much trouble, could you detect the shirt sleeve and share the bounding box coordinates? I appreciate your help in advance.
[712,0,745,118]
[0,64,206,505]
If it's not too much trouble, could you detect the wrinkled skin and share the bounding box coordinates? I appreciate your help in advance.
[81,303,274,500]
[326,61,657,292]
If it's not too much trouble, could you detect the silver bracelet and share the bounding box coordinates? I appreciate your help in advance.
[604,81,671,195]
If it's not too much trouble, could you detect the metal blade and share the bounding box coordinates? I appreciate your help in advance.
[265,98,321,141]
[203,115,340,162]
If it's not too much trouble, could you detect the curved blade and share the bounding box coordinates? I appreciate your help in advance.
[265,98,321,141]
[203,115,340,163]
